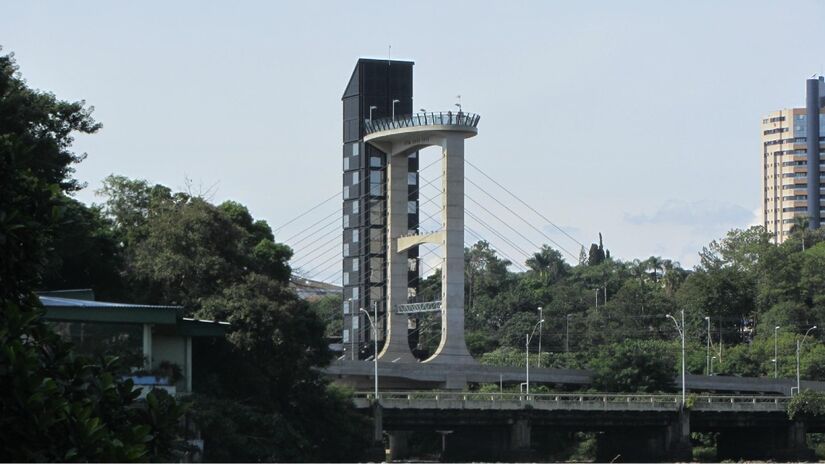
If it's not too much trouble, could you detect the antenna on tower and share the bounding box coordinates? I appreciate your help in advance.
[455,94,462,112]
[388,45,391,65]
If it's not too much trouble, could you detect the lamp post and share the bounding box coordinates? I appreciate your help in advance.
[525,319,545,396]
[392,99,400,120]
[666,308,686,406]
[566,314,572,353]
[704,316,711,376]
[774,325,780,379]
[369,105,377,122]
[796,325,817,395]
[347,297,355,360]
[360,303,379,400]
[537,306,543,367]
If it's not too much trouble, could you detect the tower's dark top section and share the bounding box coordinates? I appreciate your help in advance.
[343,59,414,142]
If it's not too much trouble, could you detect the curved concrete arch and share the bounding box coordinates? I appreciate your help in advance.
[365,119,478,365]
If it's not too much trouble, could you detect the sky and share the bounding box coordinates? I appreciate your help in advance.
[3,1,825,278]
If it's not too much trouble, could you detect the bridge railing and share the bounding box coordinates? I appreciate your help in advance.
[363,111,480,135]
[355,391,792,406]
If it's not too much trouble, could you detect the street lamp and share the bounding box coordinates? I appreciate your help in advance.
[796,325,817,395]
[360,302,380,400]
[369,105,377,122]
[566,314,572,353]
[525,319,545,396]
[347,297,355,360]
[392,99,400,120]
[774,325,780,379]
[537,307,543,368]
[666,308,686,406]
[704,316,711,376]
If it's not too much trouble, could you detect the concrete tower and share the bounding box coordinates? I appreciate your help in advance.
[365,112,480,364]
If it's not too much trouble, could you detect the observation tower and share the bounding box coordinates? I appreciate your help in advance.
[364,111,480,364]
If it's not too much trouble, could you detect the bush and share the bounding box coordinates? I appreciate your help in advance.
[788,390,825,420]
[590,339,677,392]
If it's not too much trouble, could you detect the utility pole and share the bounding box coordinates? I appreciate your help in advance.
[537,306,543,367]
[566,314,572,353]
[774,325,780,379]
[797,326,817,395]
[666,308,686,406]
[525,319,544,396]
[705,316,711,376]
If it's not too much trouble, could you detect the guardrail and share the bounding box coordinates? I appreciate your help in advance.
[364,111,480,135]
[352,391,791,411]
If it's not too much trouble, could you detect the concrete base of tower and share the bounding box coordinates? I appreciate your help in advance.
[422,342,476,365]
[377,346,418,364]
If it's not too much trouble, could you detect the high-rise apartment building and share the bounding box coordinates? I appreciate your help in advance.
[761,76,825,243]
[341,59,419,360]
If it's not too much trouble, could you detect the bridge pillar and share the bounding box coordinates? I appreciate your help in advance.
[364,403,385,461]
[717,421,814,462]
[596,410,691,462]
[508,417,537,460]
[388,431,410,462]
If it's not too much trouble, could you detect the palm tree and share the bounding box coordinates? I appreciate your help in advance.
[789,215,810,251]
[645,256,665,283]
[661,259,686,297]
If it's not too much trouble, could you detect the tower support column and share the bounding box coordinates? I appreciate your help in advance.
[378,150,415,362]
[425,133,473,364]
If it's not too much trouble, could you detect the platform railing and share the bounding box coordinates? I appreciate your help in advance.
[364,111,480,135]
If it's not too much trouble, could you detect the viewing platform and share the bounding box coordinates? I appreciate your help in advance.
[363,111,480,138]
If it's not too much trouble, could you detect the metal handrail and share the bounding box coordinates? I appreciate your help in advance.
[354,391,791,404]
[364,111,480,135]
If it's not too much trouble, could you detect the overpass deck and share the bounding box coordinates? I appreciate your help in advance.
[326,359,825,394]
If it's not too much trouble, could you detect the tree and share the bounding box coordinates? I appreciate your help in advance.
[40,197,126,300]
[590,340,676,392]
[0,50,181,462]
[99,175,369,461]
[526,245,569,283]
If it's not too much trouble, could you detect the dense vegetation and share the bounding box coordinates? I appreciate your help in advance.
[313,220,825,392]
[0,50,184,461]
[0,50,367,462]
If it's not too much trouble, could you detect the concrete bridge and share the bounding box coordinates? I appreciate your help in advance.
[325,359,825,395]
[355,391,823,462]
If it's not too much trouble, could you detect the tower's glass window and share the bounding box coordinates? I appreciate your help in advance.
[352,201,359,214]
[407,201,417,214]
[352,229,359,243]
[408,173,417,185]
[370,171,383,196]
[370,156,382,168]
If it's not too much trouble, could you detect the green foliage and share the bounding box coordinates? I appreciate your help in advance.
[590,340,677,392]
[95,172,367,460]
[788,390,825,420]
[0,49,182,462]
[309,294,343,338]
